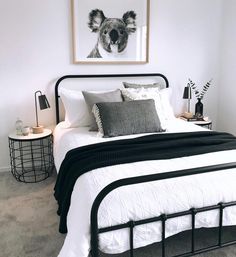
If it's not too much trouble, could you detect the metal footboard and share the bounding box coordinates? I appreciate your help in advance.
[90,162,236,257]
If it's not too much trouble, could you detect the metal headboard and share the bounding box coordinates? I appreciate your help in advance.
[55,73,169,124]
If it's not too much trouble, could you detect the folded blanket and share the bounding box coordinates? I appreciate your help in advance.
[54,131,236,233]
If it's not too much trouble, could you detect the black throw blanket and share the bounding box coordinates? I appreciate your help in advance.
[54,131,236,233]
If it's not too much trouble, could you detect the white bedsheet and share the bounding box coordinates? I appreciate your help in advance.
[54,118,236,257]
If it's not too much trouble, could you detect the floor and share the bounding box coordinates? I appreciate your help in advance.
[0,171,65,257]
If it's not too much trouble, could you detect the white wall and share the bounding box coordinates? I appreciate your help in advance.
[0,0,222,171]
[217,0,236,134]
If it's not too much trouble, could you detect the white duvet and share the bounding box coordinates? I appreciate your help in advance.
[54,119,236,257]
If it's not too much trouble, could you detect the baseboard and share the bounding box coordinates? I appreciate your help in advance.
[0,166,10,173]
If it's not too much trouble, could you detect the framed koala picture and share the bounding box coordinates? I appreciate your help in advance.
[71,0,150,64]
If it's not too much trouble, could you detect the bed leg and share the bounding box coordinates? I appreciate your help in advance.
[161,214,167,257]
[129,221,135,257]
[191,208,196,253]
[218,202,225,247]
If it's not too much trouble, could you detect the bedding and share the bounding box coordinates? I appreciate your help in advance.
[59,87,92,128]
[123,81,162,89]
[55,130,236,233]
[54,119,236,257]
[92,99,163,137]
[59,88,123,128]
[82,89,123,131]
[121,87,175,129]
[53,118,205,171]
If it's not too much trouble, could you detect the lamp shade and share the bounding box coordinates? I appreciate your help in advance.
[33,90,50,134]
[38,94,50,110]
[183,86,192,99]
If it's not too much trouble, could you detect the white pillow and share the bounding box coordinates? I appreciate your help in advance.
[121,87,175,129]
[159,88,175,120]
[59,88,122,128]
[59,88,91,128]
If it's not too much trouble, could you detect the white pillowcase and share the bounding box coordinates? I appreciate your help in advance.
[59,88,123,128]
[59,88,91,128]
[159,88,175,120]
[121,87,175,129]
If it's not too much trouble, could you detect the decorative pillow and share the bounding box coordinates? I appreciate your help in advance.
[121,87,175,129]
[82,89,123,131]
[92,99,163,138]
[59,88,91,128]
[123,82,163,89]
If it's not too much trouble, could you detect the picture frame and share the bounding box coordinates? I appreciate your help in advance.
[71,0,150,64]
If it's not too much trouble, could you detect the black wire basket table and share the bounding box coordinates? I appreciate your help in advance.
[8,128,54,183]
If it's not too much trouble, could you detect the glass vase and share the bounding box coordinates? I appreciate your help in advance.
[15,118,23,135]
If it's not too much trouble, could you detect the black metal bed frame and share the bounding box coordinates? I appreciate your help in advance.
[90,164,236,257]
[55,73,236,257]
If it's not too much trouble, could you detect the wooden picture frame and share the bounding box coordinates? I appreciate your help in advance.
[71,0,150,64]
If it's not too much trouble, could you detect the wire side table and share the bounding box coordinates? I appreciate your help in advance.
[8,129,54,183]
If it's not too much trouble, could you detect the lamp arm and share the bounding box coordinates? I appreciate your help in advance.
[34,90,42,127]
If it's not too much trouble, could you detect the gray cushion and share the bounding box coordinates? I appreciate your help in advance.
[82,90,123,131]
[123,82,162,89]
[93,99,163,137]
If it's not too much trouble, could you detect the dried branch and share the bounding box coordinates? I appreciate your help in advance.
[188,79,213,100]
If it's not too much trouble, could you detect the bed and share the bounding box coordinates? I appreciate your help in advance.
[53,73,236,257]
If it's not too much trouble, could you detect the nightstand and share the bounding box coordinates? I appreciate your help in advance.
[8,128,54,183]
[180,117,212,129]
[190,119,212,129]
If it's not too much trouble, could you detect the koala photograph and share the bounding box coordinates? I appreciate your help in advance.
[87,9,137,58]
[72,0,149,63]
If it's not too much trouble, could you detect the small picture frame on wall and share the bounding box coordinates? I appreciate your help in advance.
[71,0,150,64]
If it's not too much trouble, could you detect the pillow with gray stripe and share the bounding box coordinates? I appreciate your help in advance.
[92,99,164,138]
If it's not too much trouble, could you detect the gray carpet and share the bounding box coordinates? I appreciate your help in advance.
[0,171,65,257]
[1,171,236,257]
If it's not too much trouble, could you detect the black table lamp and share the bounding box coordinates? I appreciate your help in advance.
[183,85,192,114]
[33,90,50,134]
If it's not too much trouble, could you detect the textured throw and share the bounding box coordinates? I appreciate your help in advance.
[54,131,236,233]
